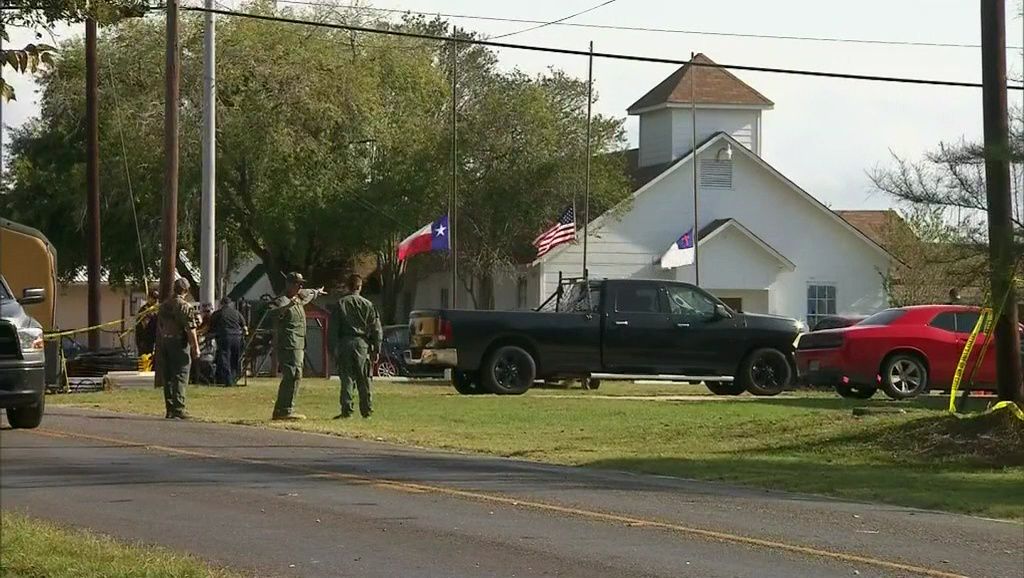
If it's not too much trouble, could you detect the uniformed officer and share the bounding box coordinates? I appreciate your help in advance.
[333,274,382,419]
[210,296,247,386]
[135,289,160,356]
[269,272,323,421]
[157,278,200,419]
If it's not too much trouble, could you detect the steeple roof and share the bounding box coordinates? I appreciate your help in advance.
[627,53,773,114]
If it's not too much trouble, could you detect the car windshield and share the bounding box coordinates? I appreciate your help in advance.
[856,309,906,326]
[384,328,409,347]
[0,277,12,301]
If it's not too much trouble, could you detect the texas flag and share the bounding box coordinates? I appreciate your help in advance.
[398,215,450,262]
[660,228,696,269]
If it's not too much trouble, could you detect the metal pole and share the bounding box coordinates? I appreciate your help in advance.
[450,39,458,308]
[161,0,181,300]
[200,0,217,309]
[690,52,700,287]
[583,41,594,277]
[86,18,101,350]
[979,0,1022,402]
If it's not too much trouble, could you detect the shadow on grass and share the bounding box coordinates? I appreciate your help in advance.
[747,405,1024,468]
[581,454,1024,518]
[753,395,950,412]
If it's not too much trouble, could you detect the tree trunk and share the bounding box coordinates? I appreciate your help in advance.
[477,271,495,310]
[379,252,404,325]
[459,273,478,310]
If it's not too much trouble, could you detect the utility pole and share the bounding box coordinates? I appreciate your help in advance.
[161,0,181,299]
[690,52,700,287]
[980,0,1022,402]
[582,41,593,278]
[450,39,458,309]
[86,18,101,350]
[200,0,216,309]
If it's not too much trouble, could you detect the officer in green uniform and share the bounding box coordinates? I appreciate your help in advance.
[333,274,382,419]
[157,278,200,419]
[270,272,323,421]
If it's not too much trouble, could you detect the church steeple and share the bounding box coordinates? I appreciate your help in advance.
[630,54,773,167]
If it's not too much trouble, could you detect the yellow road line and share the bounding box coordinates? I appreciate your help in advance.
[28,427,968,578]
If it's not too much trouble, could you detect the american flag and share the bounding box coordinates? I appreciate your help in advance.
[533,206,576,259]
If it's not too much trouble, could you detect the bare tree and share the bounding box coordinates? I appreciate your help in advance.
[870,110,1024,305]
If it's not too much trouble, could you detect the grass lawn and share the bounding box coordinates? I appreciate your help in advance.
[0,511,241,578]
[51,379,1024,520]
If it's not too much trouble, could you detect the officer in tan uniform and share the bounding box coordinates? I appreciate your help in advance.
[333,274,382,419]
[269,272,323,421]
[157,278,200,419]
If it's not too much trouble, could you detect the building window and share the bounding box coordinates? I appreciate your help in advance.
[700,159,733,189]
[440,288,449,309]
[807,284,836,327]
[516,278,528,309]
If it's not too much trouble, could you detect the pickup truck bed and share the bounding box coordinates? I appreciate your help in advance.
[406,279,804,396]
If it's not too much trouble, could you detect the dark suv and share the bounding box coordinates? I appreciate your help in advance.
[0,275,46,429]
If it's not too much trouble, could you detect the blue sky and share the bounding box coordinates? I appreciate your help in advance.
[3,0,1022,211]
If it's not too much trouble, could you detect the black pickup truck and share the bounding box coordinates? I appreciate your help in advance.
[406,278,805,396]
[0,274,47,429]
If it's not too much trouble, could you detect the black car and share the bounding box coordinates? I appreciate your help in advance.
[375,325,445,379]
[811,315,867,331]
[407,278,805,396]
[0,275,47,428]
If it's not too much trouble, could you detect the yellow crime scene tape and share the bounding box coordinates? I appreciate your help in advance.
[948,278,1024,421]
[43,304,159,341]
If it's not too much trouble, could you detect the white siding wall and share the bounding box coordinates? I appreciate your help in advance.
[638,109,674,167]
[683,226,786,290]
[410,268,530,311]
[542,144,889,322]
[667,108,760,159]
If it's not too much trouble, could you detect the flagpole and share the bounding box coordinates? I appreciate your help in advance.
[690,51,700,287]
[450,38,459,308]
[582,40,594,279]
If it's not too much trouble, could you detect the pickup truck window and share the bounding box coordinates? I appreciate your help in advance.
[614,285,661,313]
[665,285,717,320]
[555,283,600,313]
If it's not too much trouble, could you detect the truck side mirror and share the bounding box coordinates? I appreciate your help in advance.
[19,287,45,305]
[715,303,733,319]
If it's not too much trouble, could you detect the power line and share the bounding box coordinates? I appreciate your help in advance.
[181,6,1024,91]
[267,0,1024,51]
[490,0,616,41]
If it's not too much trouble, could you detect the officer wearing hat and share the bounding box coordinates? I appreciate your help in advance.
[157,278,200,419]
[269,272,323,420]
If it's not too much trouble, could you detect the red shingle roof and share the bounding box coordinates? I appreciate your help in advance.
[835,210,910,250]
[627,53,773,114]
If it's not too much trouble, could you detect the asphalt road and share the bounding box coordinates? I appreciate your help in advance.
[1,408,1021,578]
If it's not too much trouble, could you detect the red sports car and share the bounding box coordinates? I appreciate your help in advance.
[796,305,1021,400]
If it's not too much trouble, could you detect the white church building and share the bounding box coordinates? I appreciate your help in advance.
[408,53,894,326]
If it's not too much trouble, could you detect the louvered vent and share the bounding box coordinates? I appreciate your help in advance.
[700,160,733,189]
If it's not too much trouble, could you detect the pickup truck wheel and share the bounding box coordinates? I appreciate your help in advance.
[880,354,928,400]
[482,346,536,395]
[705,382,744,395]
[836,385,877,399]
[6,395,45,429]
[581,378,601,390]
[452,371,484,395]
[738,348,791,396]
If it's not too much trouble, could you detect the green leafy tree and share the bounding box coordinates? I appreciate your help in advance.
[0,0,148,101]
[4,4,631,319]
